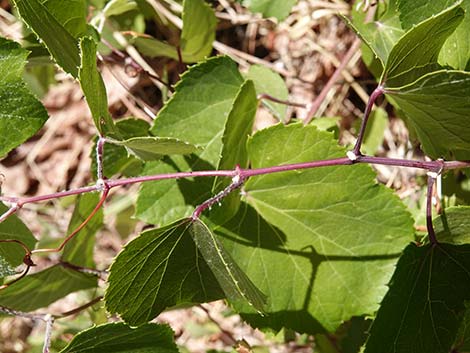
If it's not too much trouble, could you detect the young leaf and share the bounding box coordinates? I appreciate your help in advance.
[385,70,470,159]
[364,243,470,353]
[242,0,297,21]
[79,37,117,136]
[105,219,225,325]
[246,64,289,121]
[90,118,150,179]
[211,79,258,224]
[190,218,266,312]
[11,0,83,77]
[107,136,199,161]
[150,56,245,166]
[0,37,49,158]
[0,203,37,268]
[181,0,217,62]
[381,3,463,85]
[238,123,414,332]
[61,193,104,268]
[60,322,179,353]
[0,265,97,311]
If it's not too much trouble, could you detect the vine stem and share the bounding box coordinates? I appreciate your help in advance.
[0,156,468,224]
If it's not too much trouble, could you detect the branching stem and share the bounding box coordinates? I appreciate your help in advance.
[0,156,468,225]
[32,187,109,255]
[192,165,245,220]
[352,85,384,155]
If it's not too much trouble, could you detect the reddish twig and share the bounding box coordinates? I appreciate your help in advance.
[32,187,109,255]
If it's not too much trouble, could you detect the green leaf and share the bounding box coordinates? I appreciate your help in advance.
[242,0,297,21]
[439,1,470,70]
[382,3,463,85]
[191,218,266,312]
[61,193,104,268]
[0,257,15,279]
[140,58,249,226]
[236,123,414,332]
[361,107,388,155]
[135,160,198,226]
[134,156,214,226]
[11,0,83,77]
[130,0,216,63]
[0,37,49,158]
[107,136,199,161]
[348,1,404,66]
[364,243,470,353]
[150,56,245,166]
[0,265,97,311]
[106,218,265,325]
[79,37,117,136]
[385,70,470,159]
[0,203,37,268]
[105,219,225,325]
[397,0,459,29]
[103,0,138,17]
[60,322,179,353]
[181,0,217,62]
[131,36,179,61]
[211,79,258,224]
[246,65,288,121]
[434,206,470,244]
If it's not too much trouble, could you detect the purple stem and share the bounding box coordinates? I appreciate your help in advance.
[0,157,468,220]
[353,85,384,156]
[426,175,438,245]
